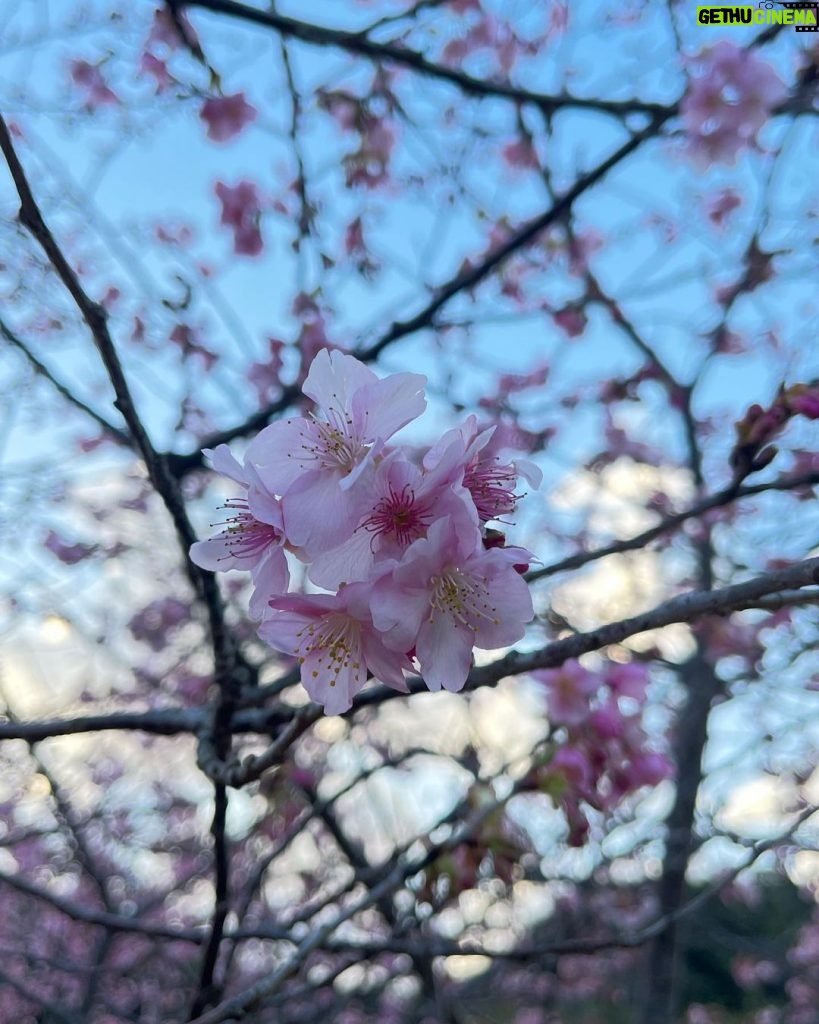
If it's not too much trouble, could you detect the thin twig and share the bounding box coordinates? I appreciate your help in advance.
[0,315,131,445]
[526,470,819,583]
[166,111,671,476]
[174,0,671,119]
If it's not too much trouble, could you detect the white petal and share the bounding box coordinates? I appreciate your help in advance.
[245,417,318,494]
[303,349,376,417]
[353,372,427,442]
[204,444,247,486]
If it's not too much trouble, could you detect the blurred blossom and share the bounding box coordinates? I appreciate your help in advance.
[200,92,257,142]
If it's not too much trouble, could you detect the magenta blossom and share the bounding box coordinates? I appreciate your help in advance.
[425,414,541,524]
[624,751,674,789]
[189,444,289,618]
[548,746,596,800]
[146,6,198,51]
[371,516,533,692]
[69,59,119,109]
[535,660,599,726]
[190,351,540,713]
[784,384,819,420]
[199,92,257,142]
[605,661,650,702]
[247,349,427,553]
[44,529,98,565]
[259,584,412,714]
[681,41,786,166]
[215,180,264,256]
[589,699,626,741]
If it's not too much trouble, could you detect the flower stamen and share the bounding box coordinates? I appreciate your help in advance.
[211,499,281,561]
[358,483,431,548]
[463,458,520,522]
[428,570,500,628]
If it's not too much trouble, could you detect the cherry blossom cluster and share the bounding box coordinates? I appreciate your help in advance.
[681,40,786,166]
[191,349,541,713]
[534,659,673,845]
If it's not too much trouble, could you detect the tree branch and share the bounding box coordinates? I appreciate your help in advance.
[0,113,232,677]
[0,315,131,446]
[0,867,205,943]
[0,707,205,741]
[166,110,671,477]
[527,470,819,583]
[174,0,672,119]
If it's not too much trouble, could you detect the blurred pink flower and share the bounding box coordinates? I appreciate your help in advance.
[536,660,599,725]
[44,529,97,565]
[129,597,190,651]
[200,92,257,142]
[215,179,263,256]
[605,661,650,701]
[69,60,119,109]
[681,41,786,165]
[705,187,742,228]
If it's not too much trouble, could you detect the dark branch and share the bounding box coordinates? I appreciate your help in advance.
[0,708,205,742]
[527,470,819,583]
[0,867,205,943]
[166,110,671,476]
[0,315,131,446]
[0,114,231,680]
[174,0,672,119]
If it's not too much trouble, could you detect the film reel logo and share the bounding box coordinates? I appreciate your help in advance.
[767,1,819,29]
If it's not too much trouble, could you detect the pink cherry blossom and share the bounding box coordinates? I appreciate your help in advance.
[705,187,742,228]
[785,384,819,419]
[44,529,97,565]
[69,59,119,109]
[129,597,190,651]
[317,88,360,132]
[308,442,478,589]
[169,322,219,368]
[371,516,533,692]
[425,414,542,524]
[547,746,596,805]
[140,52,174,93]
[605,661,650,701]
[246,349,427,553]
[259,584,412,714]
[215,180,264,256]
[344,215,379,276]
[535,660,599,726]
[189,444,289,618]
[345,116,396,189]
[296,313,334,374]
[553,305,587,338]
[624,751,673,789]
[146,5,198,51]
[589,699,625,740]
[502,138,539,170]
[345,216,366,256]
[199,92,257,142]
[681,41,786,166]
[247,338,285,403]
[189,351,540,713]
